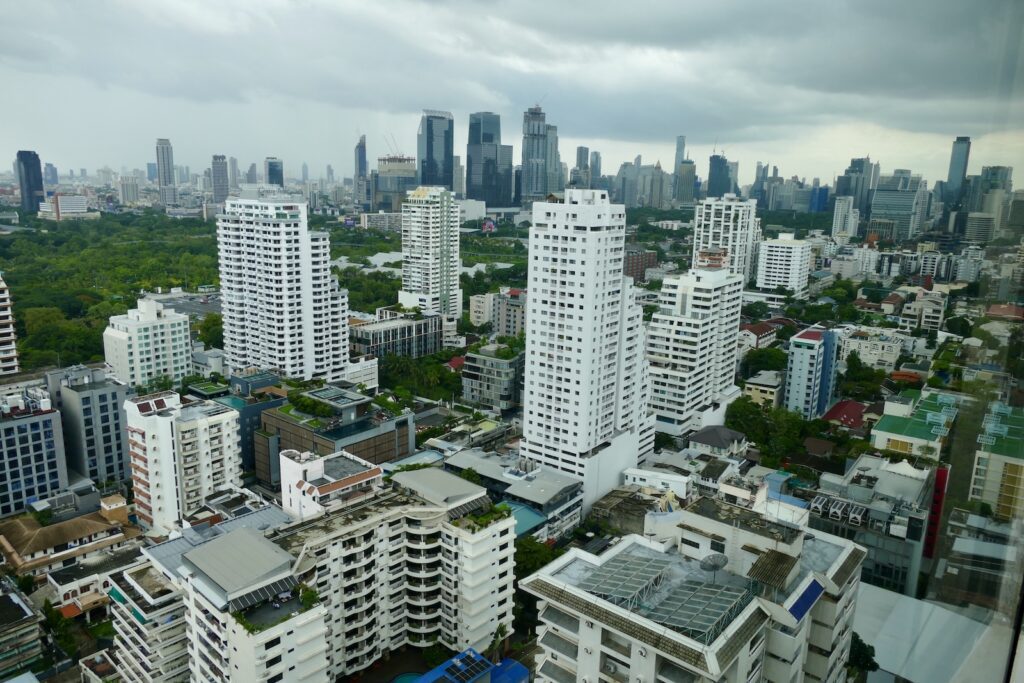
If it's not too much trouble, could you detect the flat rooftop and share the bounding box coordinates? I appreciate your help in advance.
[685,497,802,545]
[49,545,142,585]
[552,543,755,645]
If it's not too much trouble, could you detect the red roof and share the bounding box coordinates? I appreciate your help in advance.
[795,329,823,341]
[446,356,465,371]
[882,293,904,304]
[507,288,525,296]
[59,604,83,619]
[822,400,866,428]
[741,322,776,338]
[987,304,1024,320]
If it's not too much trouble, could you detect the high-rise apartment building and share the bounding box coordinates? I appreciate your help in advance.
[15,150,43,214]
[706,153,731,198]
[692,194,762,282]
[218,196,349,381]
[756,232,812,299]
[831,195,859,243]
[520,190,654,510]
[264,156,284,187]
[0,274,19,375]
[154,138,176,205]
[465,112,513,207]
[210,154,229,203]
[870,170,929,241]
[45,366,130,483]
[785,325,839,419]
[647,268,743,437]
[398,186,463,319]
[117,176,139,205]
[354,134,369,207]
[0,391,67,516]
[417,110,454,189]
[124,392,241,533]
[103,299,191,389]
[946,136,971,202]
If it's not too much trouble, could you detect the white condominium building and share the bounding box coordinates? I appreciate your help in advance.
[831,195,859,244]
[399,186,463,318]
[0,274,18,375]
[103,299,191,388]
[217,197,348,381]
[757,232,812,299]
[124,392,242,533]
[647,268,743,437]
[521,189,654,511]
[273,451,515,679]
[693,194,762,283]
[523,497,866,683]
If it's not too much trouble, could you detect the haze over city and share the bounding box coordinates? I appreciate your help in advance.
[2,0,1023,183]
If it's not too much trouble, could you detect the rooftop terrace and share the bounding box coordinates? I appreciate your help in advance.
[685,497,802,545]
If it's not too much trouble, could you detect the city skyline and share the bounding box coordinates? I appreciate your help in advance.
[2,1,1022,185]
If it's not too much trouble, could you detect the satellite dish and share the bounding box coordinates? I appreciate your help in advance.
[700,553,729,572]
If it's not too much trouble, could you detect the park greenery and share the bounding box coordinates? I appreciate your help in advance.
[379,351,463,403]
[725,397,818,468]
[334,266,402,313]
[740,347,788,379]
[1,211,218,370]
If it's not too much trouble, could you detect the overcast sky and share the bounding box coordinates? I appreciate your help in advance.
[2,0,1023,186]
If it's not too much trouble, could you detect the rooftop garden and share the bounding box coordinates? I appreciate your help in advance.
[454,502,511,533]
[232,584,320,635]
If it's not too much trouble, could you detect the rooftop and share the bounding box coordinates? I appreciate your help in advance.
[391,467,486,509]
[685,497,802,545]
[49,545,142,585]
[0,511,130,557]
[975,403,1024,460]
[874,392,958,443]
[688,425,746,450]
[746,370,782,388]
[183,527,294,602]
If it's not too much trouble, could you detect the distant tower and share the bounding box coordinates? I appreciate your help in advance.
[590,150,602,179]
[264,157,284,187]
[43,162,59,186]
[211,155,229,203]
[15,151,43,214]
[674,136,686,174]
[417,111,455,189]
[301,162,309,184]
[520,105,550,203]
[466,112,513,206]
[228,156,239,189]
[707,154,731,198]
[399,186,462,318]
[245,163,258,184]
[946,136,971,203]
[155,138,176,205]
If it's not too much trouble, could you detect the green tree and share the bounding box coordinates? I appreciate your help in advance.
[741,347,787,379]
[848,632,879,673]
[514,537,563,581]
[945,316,972,337]
[197,312,224,348]
[725,397,770,445]
[654,432,677,451]
[459,468,483,485]
[761,408,805,466]
[741,301,770,319]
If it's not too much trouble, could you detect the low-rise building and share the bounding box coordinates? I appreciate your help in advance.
[687,425,748,459]
[808,454,936,596]
[899,289,947,332]
[37,194,100,221]
[46,544,141,619]
[468,292,496,327]
[443,448,583,540]
[495,288,527,337]
[869,390,957,460]
[253,383,415,486]
[461,343,525,411]
[743,370,783,409]
[191,341,225,378]
[838,327,905,371]
[523,497,865,683]
[738,322,777,357]
[968,401,1024,520]
[623,245,659,281]
[349,309,443,358]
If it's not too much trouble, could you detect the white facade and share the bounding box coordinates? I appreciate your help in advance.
[785,327,838,419]
[104,299,191,388]
[469,292,497,327]
[838,328,905,371]
[831,195,860,244]
[399,186,463,318]
[521,189,654,511]
[647,268,743,437]
[275,464,516,679]
[124,392,242,533]
[0,274,18,375]
[692,194,762,283]
[899,290,946,332]
[756,232,812,299]
[118,176,140,204]
[217,197,349,381]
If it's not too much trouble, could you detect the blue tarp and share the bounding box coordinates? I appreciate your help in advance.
[788,579,825,621]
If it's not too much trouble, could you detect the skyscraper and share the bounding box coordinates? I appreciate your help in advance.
[453,156,465,197]
[946,136,971,203]
[707,153,731,198]
[43,162,58,186]
[210,155,229,203]
[870,170,929,241]
[155,138,176,205]
[675,159,696,203]
[354,135,369,207]
[692,195,761,282]
[301,162,308,183]
[835,156,878,214]
[417,110,454,189]
[399,186,462,318]
[569,145,591,188]
[245,163,258,184]
[520,105,551,203]
[520,189,654,509]
[832,195,860,243]
[15,150,43,213]
[647,268,742,437]
[264,157,284,187]
[545,124,562,193]
[466,112,513,207]
[590,150,602,180]
[674,135,686,174]
[146,162,157,183]
[228,156,239,189]
[217,196,349,380]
